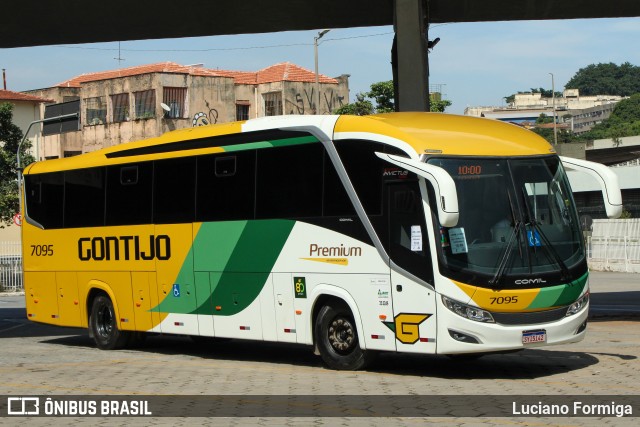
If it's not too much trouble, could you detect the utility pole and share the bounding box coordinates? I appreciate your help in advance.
[114,41,125,66]
[549,72,558,145]
[314,29,330,115]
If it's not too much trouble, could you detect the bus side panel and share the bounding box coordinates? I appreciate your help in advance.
[24,272,59,325]
[131,271,154,332]
[272,272,297,343]
[56,272,81,327]
[194,271,215,337]
[154,224,198,335]
[260,273,278,342]
[390,270,437,354]
[77,272,136,331]
[210,272,265,340]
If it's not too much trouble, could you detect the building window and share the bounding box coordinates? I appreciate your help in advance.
[85,97,107,125]
[236,102,250,121]
[43,100,80,136]
[134,90,156,119]
[111,93,130,123]
[163,87,187,118]
[263,92,282,116]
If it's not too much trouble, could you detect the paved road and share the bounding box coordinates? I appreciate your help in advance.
[0,271,638,425]
[587,271,640,317]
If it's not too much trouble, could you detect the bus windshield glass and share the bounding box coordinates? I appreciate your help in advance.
[427,156,584,288]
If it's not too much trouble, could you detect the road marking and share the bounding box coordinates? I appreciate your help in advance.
[0,323,26,333]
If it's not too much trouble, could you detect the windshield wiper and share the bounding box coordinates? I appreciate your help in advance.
[489,191,524,288]
[520,188,571,281]
[489,219,523,288]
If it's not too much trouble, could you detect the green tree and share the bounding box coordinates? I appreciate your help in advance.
[565,62,640,96]
[0,103,34,227]
[335,80,452,114]
[532,114,579,144]
[430,98,452,113]
[366,81,395,113]
[580,94,640,140]
[532,127,577,145]
[334,93,374,115]
[536,113,554,124]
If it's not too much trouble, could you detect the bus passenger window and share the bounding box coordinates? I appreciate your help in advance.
[106,163,152,226]
[255,144,323,219]
[25,172,64,229]
[196,151,255,222]
[153,157,196,224]
[64,168,105,228]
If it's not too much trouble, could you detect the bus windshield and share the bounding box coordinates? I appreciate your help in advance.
[427,156,585,289]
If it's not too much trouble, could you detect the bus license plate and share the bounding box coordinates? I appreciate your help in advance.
[522,330,546,344]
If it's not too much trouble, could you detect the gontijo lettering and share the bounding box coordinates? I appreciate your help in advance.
[78,235,171,261]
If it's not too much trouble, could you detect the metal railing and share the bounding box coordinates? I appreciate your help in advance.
[587,219,640,273]
[0,242,22,292]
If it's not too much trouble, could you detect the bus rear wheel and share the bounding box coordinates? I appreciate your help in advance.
[314,302,374,370]
[90,294,131,350]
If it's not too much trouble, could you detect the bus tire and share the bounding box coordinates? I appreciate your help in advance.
[314,302,374,370]
[89,294,131,350]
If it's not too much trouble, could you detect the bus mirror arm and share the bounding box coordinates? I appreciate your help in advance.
[375,153,459,227]
[560,156,623,219]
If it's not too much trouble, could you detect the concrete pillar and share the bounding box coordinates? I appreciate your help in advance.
[393,0,429,112]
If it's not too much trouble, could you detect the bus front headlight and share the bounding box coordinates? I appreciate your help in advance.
[566,292,589,317]
[441,295,494,323]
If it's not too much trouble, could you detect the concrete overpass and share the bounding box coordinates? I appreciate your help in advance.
[2,0,640,111]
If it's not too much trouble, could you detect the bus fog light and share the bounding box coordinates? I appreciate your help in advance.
[442,296,494,323]
[566,293,589,317]
[448,329,480,344]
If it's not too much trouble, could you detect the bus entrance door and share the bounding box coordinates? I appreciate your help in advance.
[387,182,437,354]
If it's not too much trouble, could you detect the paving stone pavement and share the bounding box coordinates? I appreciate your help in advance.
[0,318,638,426]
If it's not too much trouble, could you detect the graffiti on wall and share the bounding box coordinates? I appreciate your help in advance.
[286,88,345,115]
[192,103,219,127]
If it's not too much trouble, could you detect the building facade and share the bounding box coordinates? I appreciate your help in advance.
[0,89,52,157]
[465,89,624,134]
[26,62,349,158]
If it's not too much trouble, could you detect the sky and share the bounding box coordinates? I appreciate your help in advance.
[1,17,639,115]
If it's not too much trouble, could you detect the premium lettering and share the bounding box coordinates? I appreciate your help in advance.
[78,235,171,261]
[309,243,362,257]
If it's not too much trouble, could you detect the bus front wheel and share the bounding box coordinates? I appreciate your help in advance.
[314,302,374,370]
[89,294,131,350]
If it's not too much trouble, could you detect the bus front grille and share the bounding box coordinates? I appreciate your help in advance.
[492,306,568,325]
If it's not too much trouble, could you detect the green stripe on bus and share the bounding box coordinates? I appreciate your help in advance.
[223,135,318,152]
[527,272,588,309]
[554,272,589,306]
[151,219,295,316]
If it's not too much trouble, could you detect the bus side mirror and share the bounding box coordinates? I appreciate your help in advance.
[560,156,623,219]
[375,153,459,227]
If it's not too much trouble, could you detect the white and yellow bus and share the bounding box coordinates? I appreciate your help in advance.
[21,113,622,370]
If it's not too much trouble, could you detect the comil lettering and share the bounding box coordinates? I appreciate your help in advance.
[515,278,547,285]
[78,235,171,261]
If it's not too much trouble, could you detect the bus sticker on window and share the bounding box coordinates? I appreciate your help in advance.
[448,228,468,254]
[411,225,422,251]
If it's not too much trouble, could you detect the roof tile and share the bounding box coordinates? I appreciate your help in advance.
[0,89,53,103]
[53,61,337,88]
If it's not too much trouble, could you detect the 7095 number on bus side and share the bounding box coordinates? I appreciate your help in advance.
[31,245,54,256]
[490,296,518,305]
